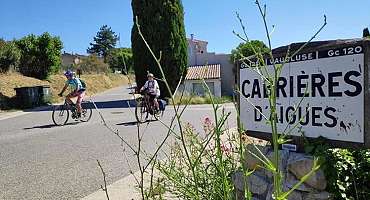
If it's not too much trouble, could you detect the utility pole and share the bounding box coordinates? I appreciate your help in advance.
[118,33,121,48]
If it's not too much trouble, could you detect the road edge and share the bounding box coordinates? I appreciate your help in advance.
[81,127,239,200]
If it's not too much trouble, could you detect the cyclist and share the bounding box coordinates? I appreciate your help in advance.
[140,73,160,111]
[58,70,86,118]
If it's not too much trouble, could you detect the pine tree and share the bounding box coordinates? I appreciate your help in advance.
[131,0,188,98]
[87,25,119,58]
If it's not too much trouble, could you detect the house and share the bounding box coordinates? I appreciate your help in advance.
[186,34,235,96]
[181,64,221,97]
[61,52,86,67]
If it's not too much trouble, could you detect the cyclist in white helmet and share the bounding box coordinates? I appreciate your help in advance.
[140,73,160,110]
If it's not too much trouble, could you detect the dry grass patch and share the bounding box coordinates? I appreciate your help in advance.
[0,72,49,98]
[49,73,130,103]
[0,72,131,110]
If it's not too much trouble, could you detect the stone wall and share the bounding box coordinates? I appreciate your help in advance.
[232,145,332,200]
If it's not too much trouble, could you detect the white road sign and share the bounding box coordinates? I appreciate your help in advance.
[239,45,364,143]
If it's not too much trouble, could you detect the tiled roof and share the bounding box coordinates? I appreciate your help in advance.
[185,64,221,80]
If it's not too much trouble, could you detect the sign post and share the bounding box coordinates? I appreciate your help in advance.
[238,39,370,149]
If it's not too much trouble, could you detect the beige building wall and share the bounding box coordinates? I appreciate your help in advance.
[181,79,222,97]
[187,36,235,96]
[61,53,83,67]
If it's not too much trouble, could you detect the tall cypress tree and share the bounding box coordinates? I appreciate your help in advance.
[131,0,188,98]
[363,27,370,38]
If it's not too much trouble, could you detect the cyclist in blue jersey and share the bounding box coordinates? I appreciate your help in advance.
[58,70,86,118]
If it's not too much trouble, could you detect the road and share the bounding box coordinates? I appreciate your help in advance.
[0,85,236,200]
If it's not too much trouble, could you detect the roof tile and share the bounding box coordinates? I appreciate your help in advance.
[185,64,221,80]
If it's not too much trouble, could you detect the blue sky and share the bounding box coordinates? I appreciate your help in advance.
[1,0,369,55]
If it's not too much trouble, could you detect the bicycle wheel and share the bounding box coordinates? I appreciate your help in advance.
[52,104,69,126]
[80,101,92,122]
[135,100,148,123]
[153,110,163,120]
[153,107,163,120]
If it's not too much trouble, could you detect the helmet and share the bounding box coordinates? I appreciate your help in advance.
[64,70,73,77]
[147,73,154,77]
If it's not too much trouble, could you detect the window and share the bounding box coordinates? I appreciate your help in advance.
[192,82,214,96]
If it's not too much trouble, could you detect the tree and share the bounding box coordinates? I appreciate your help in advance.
[77,54,110,74]
[0,39,21,73]
[363,27,370,38]
[230,40,268,63]
[87,25,119,58]
[106,48,133,74]
[16,33,62,79]
[131,0,188,98]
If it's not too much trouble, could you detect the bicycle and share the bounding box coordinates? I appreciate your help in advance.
[135,90,164,123]
[52,98,93,126]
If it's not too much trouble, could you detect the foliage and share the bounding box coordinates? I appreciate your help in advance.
[156,117,239,200]
[105,47,133,74]
[131,0,188,98]
[87,25,119,58]
[170,95,232,105]
[117,1,327,200]
[230,40,268,63]
[363,27,370,38]
[0,39,21,73]
[76,54,110,74]
[16,33,63,80]
[307,141,370,200]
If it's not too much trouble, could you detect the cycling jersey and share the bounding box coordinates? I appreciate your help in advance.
[143,80,160,97]
[66,78,84,92]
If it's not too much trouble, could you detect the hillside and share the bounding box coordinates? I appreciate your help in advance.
[0,72,131,110]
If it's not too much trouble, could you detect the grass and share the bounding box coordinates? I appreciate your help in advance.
[0,72,131,110]
[170,94,233,105]
[48,73,131,103]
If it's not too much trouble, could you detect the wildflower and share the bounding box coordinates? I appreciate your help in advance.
[203,116,214,134]
[241,133,249,143]
[220,143,232,156]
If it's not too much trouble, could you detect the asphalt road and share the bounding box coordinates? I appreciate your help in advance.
[0,85,236,200]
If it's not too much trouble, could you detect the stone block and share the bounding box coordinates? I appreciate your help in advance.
[265,149,290,179]
[285,172,315,192]
[287,153,327,191]
[243,144,270,170]
[302,191,332,200]
[247,174,269,195]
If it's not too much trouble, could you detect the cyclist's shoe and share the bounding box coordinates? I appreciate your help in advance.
[73,112,81,121]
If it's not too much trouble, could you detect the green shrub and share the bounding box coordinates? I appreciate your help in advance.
[156,120,239,200]
[16,33,62,80]
[323,149,370,200]
[0,40,21,73]
[105,48,133,74]
[307,140,370,200]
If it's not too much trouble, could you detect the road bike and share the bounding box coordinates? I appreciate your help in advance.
[135,90,164,123]
[52,98,93,126]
